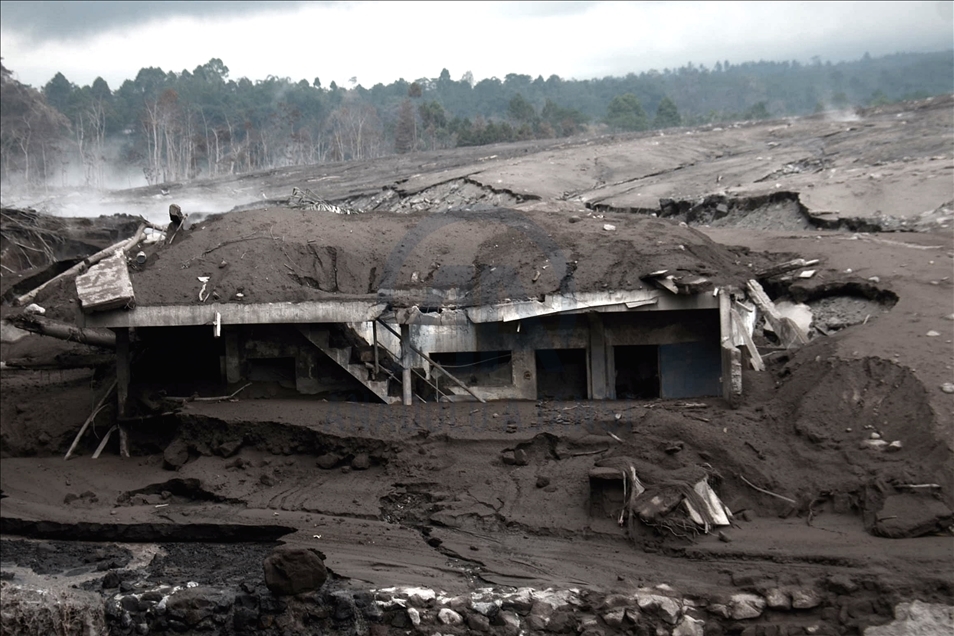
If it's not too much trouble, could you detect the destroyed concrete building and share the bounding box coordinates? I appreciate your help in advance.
[74,205,777,414]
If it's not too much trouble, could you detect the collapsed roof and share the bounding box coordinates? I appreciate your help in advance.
[124,206,754,310]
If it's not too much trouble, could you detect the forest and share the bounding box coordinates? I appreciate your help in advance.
[0,49,951,190]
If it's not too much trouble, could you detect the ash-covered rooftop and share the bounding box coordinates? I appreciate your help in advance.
[129,206,754,309]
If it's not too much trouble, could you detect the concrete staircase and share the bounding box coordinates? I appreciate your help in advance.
[298,326,399,404]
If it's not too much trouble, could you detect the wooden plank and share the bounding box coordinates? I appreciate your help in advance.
[92,425,117,459]
[64,380,116,460]
[731,307,765,371]
[75,251,135,313]
[746,280,809,348]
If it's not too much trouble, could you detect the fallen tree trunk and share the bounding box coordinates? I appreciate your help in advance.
[755,258,819,279]
[3,353,114,370]
[10,315,116,349]
[14,222,146,307]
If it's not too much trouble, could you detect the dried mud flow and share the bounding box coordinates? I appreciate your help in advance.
[1,96,953,636]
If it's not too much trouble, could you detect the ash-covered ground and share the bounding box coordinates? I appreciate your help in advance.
[1,97,952,636]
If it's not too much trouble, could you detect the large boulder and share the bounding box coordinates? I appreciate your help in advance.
[263,546,327,596]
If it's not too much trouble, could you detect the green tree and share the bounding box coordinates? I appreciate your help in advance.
[744,101,770,119]
[653,96,681,128]
[508,93,535,123]
[394,98,416,153]
[605,93,648,131]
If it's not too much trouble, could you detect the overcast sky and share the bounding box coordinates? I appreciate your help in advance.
[1,1,951,90]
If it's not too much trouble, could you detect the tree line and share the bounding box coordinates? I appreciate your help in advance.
[1,50,950,189]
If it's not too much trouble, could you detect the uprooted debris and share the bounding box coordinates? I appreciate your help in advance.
[288,186,363,214]
[590,459,733,540]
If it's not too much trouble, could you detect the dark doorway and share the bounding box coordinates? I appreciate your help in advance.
[614,345,659,399]
[658,341,721,398]
[535,349,587,400]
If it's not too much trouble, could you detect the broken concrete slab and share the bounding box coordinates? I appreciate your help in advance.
[75,251,134,313]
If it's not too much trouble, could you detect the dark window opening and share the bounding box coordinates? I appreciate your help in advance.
[614,345,660,399]
[430,351,512,387]
[535,349,587,400]
[133,326,224,396]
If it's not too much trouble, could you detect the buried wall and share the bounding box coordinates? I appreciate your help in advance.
[116,302,726,406]
[126,324,382,404]
[398,307,723,401]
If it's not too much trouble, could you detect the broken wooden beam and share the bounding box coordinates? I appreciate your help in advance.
[731,307,765,371]
[746,279,809,348]
[755,258,819,279]
[10,314,117,349]
[64,379,117,460]
[91,425,117,459]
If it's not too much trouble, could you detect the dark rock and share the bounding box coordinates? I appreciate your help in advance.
[333,591,356,620]
[513,449,529,466]
[102,571,122,589]
[316,453,341,470]
[121,595,143,612]
[263,546,328,596]
[259,473,275,487]
[467,611,492,632]
[166,587,221,626]
[64,493,79,504]
[120,580,136,593]
[536,476,551,488]
[389,609,409,628]
[873,493,954,538]
[163,438,191,470]
[351,453,371,470]
[546,610,574,633]
[215,439,243,458]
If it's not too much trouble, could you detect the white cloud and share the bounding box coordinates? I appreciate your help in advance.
[1,1,950,89]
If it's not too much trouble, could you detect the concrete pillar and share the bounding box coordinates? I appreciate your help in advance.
[512,348,537,400]
[718,288,741,406]
[224,329,242,384]
[115,327,130,418]
[588,313,608,400]
[401,323,413,406]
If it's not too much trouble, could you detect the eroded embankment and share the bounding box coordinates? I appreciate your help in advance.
[587,191,952,232]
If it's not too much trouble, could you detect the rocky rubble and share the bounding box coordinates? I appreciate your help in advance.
[75,568,951,635]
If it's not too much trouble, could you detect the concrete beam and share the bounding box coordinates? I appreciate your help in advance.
[466,290,719,324]
[83,300,388,329]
